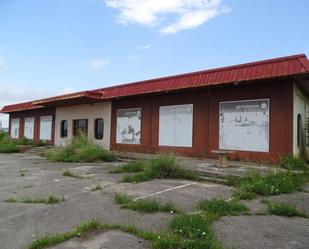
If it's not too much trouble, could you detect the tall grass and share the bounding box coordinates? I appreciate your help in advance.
[0,132,48,153]
[281,155,308,171]
[0,132,18,153]
[233,171,307,198]
[44,135,116,162]
[116,155,199,183]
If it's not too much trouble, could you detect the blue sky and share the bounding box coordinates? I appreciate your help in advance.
[0,0,309,127]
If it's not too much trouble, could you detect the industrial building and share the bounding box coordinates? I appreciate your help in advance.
[2,54,309,163]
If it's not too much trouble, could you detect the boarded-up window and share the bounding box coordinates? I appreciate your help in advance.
[159,104,193,147]
[11,118,20,139]
[40,116,52,140]
[94,118,104,140]
[24,117,34,139]
[219,99,269,152]
[116,108,141,144]
[73,119,88,136]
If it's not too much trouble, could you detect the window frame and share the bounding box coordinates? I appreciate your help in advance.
[24,117,35,139]
[297,114,302,148]
[73,119,88,137]
[60,120,68,138]
[10,118,20,139]
[94,118,104,140]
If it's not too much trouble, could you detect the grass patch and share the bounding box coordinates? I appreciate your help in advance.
[110,161,146,173]
[198,198,249,217]
[166,213,223,249]
[280,155,308,171]
[91,184,102,191]
[23,185,33,189]
[4,198,17,203]
[43,135,116,162]
[114,193,179,213]
[28,196,247,249]
[233,171,307,197]
[27,220,159,249]
[62,170,83,179]
[264,200,308,218]
[233,189,256,200]
[120,155,199,183]
[27,220,101,249]
[0,131,19,153]
[27,217,223,249]
[22,196,62,204]
[0,132,48,153]
[5,195,63,204]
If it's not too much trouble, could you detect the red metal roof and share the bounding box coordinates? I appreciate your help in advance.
[0,101,43,113]
[2,54,309,113]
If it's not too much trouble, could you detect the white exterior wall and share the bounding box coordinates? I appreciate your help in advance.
[293,84,309,156]
[55,102,111,149]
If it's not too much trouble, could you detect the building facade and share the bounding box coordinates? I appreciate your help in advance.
[2,54,309,163]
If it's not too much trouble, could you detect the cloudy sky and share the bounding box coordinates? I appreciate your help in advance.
[0,0,309,128]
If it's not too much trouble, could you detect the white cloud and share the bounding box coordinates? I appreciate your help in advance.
[105,0,229,34]
[0,84,49,128]
[89,58,111,70]
[137,44,152,50]
[128,55,139,61]
[59,87,76,94]
[0,85,78,128]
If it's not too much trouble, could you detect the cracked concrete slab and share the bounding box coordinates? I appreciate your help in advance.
[0,153,308,249]
[214,215,309,249]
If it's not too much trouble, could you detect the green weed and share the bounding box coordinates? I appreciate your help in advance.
[120,155,199,183]
[114,193,179,213]
[43,135,116,162]
[198,198,249,217]
[264,200,308,218]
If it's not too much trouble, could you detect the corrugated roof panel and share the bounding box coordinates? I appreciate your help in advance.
[2,54,309,113]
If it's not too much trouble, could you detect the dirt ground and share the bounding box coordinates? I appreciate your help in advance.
[0,153,308,249]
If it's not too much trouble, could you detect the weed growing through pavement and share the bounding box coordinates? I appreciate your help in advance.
[114,193,179,214]
[113,155,199,183]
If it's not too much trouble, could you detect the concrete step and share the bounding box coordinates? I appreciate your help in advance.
[116,153,242,181]
[25,146,56,155]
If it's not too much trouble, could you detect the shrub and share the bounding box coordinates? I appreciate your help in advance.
[0,142,19,153]
[120,155,199,183]
[237,171,307,196]
[281,155,308,171]
[265,201,308,218]
[45,147,78,162]
[0,132,19,153]
[43,135,116,162]
[114,193,179,213]
[79,144,116,162]
[0,131,8,141]
[198,198,249,217]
